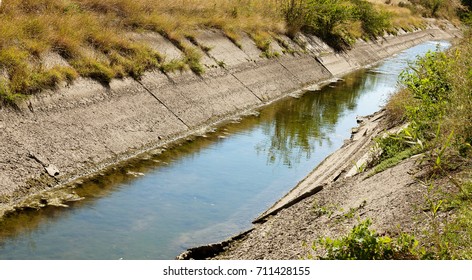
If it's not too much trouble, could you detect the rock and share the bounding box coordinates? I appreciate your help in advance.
[46,197,69,208]
[127,171,145,177]
[356,116,366,124]
[45,164,60,177]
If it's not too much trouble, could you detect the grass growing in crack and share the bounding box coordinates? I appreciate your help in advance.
[355,162,367,173]
[216,60,227,69]
[160,59,187,73]
[275,36,297,55]
[183,47,205,75]
[250,32,282,58]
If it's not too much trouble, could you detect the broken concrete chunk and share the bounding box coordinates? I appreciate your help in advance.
[46,197,69,208]
[45,164,60,177]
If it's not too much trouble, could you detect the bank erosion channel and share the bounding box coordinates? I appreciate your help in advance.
[0,41,450,260]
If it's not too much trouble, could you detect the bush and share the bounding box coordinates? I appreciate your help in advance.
[386,34,472,167]
[400,49,453,141]
[304,0,353,39]
[280,0,392,49]
[281,0,308,37]
[352,0,392,38]
[314,219,418,259]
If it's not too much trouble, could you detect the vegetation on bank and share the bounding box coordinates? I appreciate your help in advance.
[310,219,419,260]
[282,0,397,49]
[0,0,463,104]
[322,31,472,260]
[387,33,472,259]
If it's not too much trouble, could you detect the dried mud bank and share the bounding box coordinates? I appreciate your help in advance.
[0,23,460,218]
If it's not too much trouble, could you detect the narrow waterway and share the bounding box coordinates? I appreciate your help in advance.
[0,41,450,260]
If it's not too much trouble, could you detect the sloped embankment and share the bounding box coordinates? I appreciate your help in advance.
[0,23,460,217]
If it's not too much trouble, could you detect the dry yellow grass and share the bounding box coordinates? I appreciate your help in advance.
[0,0,431,103]
[0,0,287,102]
[383,4,427,30]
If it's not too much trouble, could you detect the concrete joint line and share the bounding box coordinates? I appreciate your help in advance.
[136,80,190,129]
[277,59,302,85]
[230,73,263,103]
[253,184,324,224]
[314,55,335,77]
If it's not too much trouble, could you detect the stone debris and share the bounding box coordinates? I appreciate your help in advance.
[45,164,60,177]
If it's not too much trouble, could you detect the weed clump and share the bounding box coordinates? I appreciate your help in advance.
[311,219,418,260]
[381,33,472,173]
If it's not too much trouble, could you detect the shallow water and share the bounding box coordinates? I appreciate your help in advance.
[0,41,450,259]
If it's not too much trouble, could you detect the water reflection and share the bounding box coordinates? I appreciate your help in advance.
[256,70,376,167]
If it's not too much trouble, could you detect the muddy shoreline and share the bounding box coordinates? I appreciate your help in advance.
[0,23,460,219]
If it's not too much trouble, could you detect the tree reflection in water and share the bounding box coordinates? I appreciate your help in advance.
[256,69,381,167]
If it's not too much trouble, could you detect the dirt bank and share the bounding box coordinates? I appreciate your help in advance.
[0,22,460,218]
[212,156,426,260]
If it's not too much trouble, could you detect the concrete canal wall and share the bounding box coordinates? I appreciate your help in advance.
[0,22,460,216]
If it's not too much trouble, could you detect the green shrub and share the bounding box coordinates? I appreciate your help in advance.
[280,0,392,49]
[395,37,472,164]
[351,0,392,38]
[421,0,444,17]
[314,219,418,259]
[281,0,308,37]
[400,49,453,140]
[304,0,352,38]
